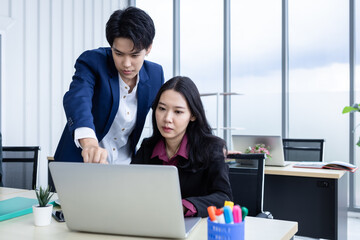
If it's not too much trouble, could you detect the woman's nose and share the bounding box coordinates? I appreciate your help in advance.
[164,111,172,122]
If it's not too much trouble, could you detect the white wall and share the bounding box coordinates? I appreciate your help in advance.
[0,0,128,187]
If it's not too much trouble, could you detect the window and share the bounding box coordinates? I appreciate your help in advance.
[288,0,349,163]
[136,0,173,81]
[180,0,223,131]
[355,0,360,208]
[230,0,282,142]
[135,0,173,146]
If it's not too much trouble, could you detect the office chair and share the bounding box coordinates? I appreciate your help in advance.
[282,138,325,162]
[47,156,56,192]
[227,153,272,218]
[1,146,40,189]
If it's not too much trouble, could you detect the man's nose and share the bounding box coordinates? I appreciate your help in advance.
[122,56,131,67]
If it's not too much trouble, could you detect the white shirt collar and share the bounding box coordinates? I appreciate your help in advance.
[118,73,139,94]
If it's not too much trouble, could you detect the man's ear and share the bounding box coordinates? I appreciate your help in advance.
[145,44,153,56]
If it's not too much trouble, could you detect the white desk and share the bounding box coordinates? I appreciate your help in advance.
[0,187,30,200]
[0,188,298,240]
[265,162,346,179]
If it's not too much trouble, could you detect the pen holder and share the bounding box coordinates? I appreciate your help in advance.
[207,218,245,240]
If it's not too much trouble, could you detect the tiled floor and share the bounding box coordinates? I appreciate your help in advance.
[293,212,360,240]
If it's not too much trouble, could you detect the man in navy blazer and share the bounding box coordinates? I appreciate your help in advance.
[54,7,164,164]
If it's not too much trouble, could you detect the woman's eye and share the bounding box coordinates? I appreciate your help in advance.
[158,106,165,111]
[175,111,183,114]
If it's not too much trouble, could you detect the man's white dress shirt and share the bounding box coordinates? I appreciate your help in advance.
[74,73,139,164]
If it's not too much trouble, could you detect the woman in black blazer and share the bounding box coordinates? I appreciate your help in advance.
[132,76,233,217]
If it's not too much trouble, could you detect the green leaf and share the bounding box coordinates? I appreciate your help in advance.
[342,106,360,114]
[35,186,53,207]
[357,138,360,147]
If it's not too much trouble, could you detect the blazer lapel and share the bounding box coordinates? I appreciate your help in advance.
[137,67,151,126]
[101,55,119,140]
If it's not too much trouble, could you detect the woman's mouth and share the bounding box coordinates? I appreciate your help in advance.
[162,127,172,133]
[122,70,132,75]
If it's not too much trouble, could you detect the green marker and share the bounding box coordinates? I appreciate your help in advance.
[241,206,248,221]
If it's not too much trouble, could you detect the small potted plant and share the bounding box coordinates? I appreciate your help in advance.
[32,186,54,226]
[245,143,272,160]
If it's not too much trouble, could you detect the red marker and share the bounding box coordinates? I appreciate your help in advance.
[215,208,225,223]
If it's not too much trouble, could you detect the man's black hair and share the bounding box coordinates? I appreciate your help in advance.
[106,7,155,50]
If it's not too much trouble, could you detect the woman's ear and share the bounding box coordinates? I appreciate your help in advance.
[190,115,196,122]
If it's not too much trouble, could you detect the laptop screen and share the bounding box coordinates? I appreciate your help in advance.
[49,162,200,238]
[232,135,287,166]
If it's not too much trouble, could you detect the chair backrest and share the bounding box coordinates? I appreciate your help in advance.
[282,139,325,162]
[228,153,265,217]
[1,146,40,189]
[47,156,56,192]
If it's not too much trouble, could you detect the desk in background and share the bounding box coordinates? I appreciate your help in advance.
[0,187,29,200]
[0,187,298,240]
[264,163,347,240]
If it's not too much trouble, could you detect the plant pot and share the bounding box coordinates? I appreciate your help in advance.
[32,204,53,226]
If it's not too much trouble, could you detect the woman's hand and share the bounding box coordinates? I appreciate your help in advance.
[223,149,242,158]
[225,150,242,160]
[227,150,242,155]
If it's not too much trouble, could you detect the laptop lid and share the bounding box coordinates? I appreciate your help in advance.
[49,162,201,238]
[232,135,289,167]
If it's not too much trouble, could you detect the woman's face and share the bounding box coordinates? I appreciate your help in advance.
[155,90,195,144]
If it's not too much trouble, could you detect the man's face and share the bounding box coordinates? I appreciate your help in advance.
[111,37,151,84]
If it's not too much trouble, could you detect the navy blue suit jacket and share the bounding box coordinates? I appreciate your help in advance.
[54,48,164,162]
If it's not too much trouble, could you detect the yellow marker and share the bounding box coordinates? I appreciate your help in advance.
[224,201,234,210]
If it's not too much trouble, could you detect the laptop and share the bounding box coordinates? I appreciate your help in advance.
[49,162,201,238]
[232,135,290,167]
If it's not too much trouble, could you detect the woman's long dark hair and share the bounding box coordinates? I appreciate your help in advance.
[145,76,226,170]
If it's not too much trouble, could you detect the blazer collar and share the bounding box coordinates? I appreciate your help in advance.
[102,51,119,139]
[136,62,151,123]
[107,49,118,78]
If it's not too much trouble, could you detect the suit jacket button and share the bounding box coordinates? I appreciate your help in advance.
[68,118,73,126]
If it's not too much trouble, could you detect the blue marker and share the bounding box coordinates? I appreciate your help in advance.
[223,206,234,224]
